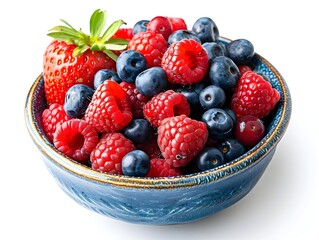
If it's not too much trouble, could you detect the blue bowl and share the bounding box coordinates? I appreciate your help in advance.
[25,37,291,225]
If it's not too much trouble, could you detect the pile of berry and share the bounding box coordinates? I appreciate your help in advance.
[41,9,280,178]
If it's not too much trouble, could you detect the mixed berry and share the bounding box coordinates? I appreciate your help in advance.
[41,9,281,178]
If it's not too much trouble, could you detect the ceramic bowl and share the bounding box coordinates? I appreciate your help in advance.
[25,37,291,225]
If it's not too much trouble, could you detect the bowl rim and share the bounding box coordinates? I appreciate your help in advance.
[25,37,292,189]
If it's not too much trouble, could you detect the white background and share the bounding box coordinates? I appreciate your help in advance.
[1,0,318,239]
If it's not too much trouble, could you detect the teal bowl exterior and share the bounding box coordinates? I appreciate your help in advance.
[25,38,291,225]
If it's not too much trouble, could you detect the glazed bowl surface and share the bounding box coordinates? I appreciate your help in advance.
[25,37,291,225]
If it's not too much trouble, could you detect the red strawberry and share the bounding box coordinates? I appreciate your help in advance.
[143,90,190,127]
[53,119,99,164]
[157,115,208,168]
[90,132,135,174]
[42,103,71,143]
[84,80,132,133]
[230,70,280,119]
[128,31,168,67]
[43,9,128,105]
[161,39,209,84]
[147,158,182,177]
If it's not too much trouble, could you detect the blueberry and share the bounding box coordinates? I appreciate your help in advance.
[135,67,168,97]
[122,150,150,177]
[223,107,237,124]
[226,39,255,65]
[202,42,225,63]
[175,83,206,111]
[168,30,201,45]
[133,20,149,35]
[201,108,234,140]
[216,138,246,162]
[122,119,154,145]
[199,85,226,109]
[64,84,94,118]
[93,69,121,89]
[116,50,148,83]
[209,56,240,91]
[196,147,225,171]
[192,17,219,43]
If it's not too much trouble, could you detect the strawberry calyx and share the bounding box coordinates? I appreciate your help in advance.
[47,9,128,61]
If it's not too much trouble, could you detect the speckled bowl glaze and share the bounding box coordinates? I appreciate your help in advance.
[25,37,291,225]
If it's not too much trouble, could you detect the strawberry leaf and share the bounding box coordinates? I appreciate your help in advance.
[101,19,126,42]
[90,9,107,40]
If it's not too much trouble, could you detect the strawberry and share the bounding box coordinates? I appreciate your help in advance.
[43,9,129,105]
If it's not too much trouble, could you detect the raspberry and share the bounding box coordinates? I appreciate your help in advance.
[161,39,209,84]
[128,31,168,67]
[238,65,252,76]
[53,119,99,164]
[90,133,135,174]
[119,81,150,118]
[230,70,280,119]
[143,90,190,127]
[157,115,208,167]
[42,103,71,142]
[84,80,132,133]
[137,137,161,159]
[147,158,182,177]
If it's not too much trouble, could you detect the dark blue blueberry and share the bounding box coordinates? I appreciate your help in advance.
[93,69,121,89]
[202,42,225,63]
[122,150,150,177]
[133,20,149,35]
[196,147,225,171]
[216,138,246,162]
[116,50,148,83]
[175,82,206,112]
[201,108,234,140]
[135,67,168,97]
[223,108,237,124]
[226,39,255,65]
[209,56,240,91]
[122,119,154,145]
[64,84,94,118]
[168,30,201,45]
[191,17,219,43]
[199,85,226,109]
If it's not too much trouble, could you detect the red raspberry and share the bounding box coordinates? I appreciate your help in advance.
[90,132,135,174]
[42,103,71,142]
[143,90,190,127]
[157,115,208,168]
[120,81,150,118]
[230,70,281,119]
[137,137,161,159]
[167,17,187,32]
[111,28,133,41]
[53,119,99,164]
[238,65,252,76]
[146,158,182,177]
[147,16,172,40]
[161,39,209,84]
[128,31,168,67]
[84,80,132,133]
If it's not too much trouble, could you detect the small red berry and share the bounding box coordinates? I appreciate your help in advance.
[147,158,182,177]
[90,132,135,174]
[167,17,187,32]
[84,80,132,133]
[157,115,208,168]
[161,39,209,84]
[53,119,99,164]
[111,28,134,41]
[143,90,190,127]
[231,70,280,119]
[238,65,252,76]
[120,81,150,118]
[147,16,172,40]
[234,115,265,147]
[128,31,168,67]
[42,103,71,142]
